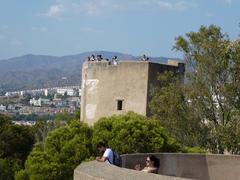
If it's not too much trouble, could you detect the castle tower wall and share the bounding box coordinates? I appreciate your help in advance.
[81,60,185,125]
[81,61,149,125]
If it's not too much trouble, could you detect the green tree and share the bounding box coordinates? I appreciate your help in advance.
[174,25,240,154]
[150,71,206,148]
[25,120,92,180]
[54,112,75,122]
[0,125,34,162]
[92,112,181,154]
[0,113,11,127]
[32,113,75,150]
[75,110,80,120]
[0,89,5,96]
[0,158,13,180]
[0,114,34,180]
[20,94,32,106]
[32,117,64,150]
[15,169,29,180]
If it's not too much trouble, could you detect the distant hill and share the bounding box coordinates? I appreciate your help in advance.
[0,51,181,91]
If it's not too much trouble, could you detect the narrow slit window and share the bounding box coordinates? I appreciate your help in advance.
[117,100,123,110]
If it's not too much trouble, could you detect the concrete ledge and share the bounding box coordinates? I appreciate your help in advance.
[121,153,240,180]
[74,161,193,180]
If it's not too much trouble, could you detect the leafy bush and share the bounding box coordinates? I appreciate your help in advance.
[25,120,92,180]
[182,147,206,154]
[0,114,34,180]
[15,169,29,180]
[0,158,13,180]
[92,111,181,154]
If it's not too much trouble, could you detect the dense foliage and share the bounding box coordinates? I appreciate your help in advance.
[12,112,183,180]
[17,120,93,180]
[92,112,181,154]
[151,25,240,154]
[0,114,35,180]
[150,71,206,148]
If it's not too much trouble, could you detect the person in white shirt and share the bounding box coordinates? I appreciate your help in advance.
[96,142,113,164]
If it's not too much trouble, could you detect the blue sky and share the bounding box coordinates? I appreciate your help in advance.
[0,0,239,60]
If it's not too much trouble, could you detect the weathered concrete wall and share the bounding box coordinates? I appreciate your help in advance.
[80,60,184,125]
[121,153,240,180]
[74,161,193,180]
[81,61,149,125]
[146,62,183,116]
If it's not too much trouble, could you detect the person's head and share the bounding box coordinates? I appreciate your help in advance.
[146,155,160,168]
[97,142,107,153]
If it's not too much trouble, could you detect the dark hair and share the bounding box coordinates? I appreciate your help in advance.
[149,155,160,168]
[97,142,106,148]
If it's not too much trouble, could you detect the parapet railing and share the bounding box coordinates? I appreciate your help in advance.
[121,153,240,180]
[74,160,193,180]
[74,153,240,180]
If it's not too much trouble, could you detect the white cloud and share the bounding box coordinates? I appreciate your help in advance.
[40,3,65,19]
[84,0,110,16]
[1,25,9,30]
[222,0,232,5]
[205,12,215,17]
[40,0,196,19]
[31,26,48,33]
[72,0,122,16]
[156,0,196,11]
[10,39,22,46]
[40,0,123,19]
[80,27,103,33]
[131,0,197,11]
[0,34,6,40]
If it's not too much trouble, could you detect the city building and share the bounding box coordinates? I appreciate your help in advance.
[57,88,77,96]
[30,98,51,107]
[5,86,80,98]
[0,104,6,111]
[44,89,48,96]
[80,60,185,125]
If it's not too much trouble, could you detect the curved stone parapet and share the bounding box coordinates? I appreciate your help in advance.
[121,153,240,180]
[74,161,193,180]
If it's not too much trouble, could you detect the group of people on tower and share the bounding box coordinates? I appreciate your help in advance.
[87,54,118,65]
[86,54,149,63]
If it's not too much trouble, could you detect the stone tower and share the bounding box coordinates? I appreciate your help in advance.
[80,60,184,125]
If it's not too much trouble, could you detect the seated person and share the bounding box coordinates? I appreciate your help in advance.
[135,155,160,174]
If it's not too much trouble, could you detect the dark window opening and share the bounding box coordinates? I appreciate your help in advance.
[117,100,123,110]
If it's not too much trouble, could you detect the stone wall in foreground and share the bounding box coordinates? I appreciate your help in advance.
[74,153,240,180]
[121,153,240,180]
[74,161,193,180]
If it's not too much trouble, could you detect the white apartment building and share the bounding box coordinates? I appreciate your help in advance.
[0,104,6,111]
[30,98,51,107]
[57,88,76,96]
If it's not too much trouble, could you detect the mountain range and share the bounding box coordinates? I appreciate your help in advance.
[0,51,179,92]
